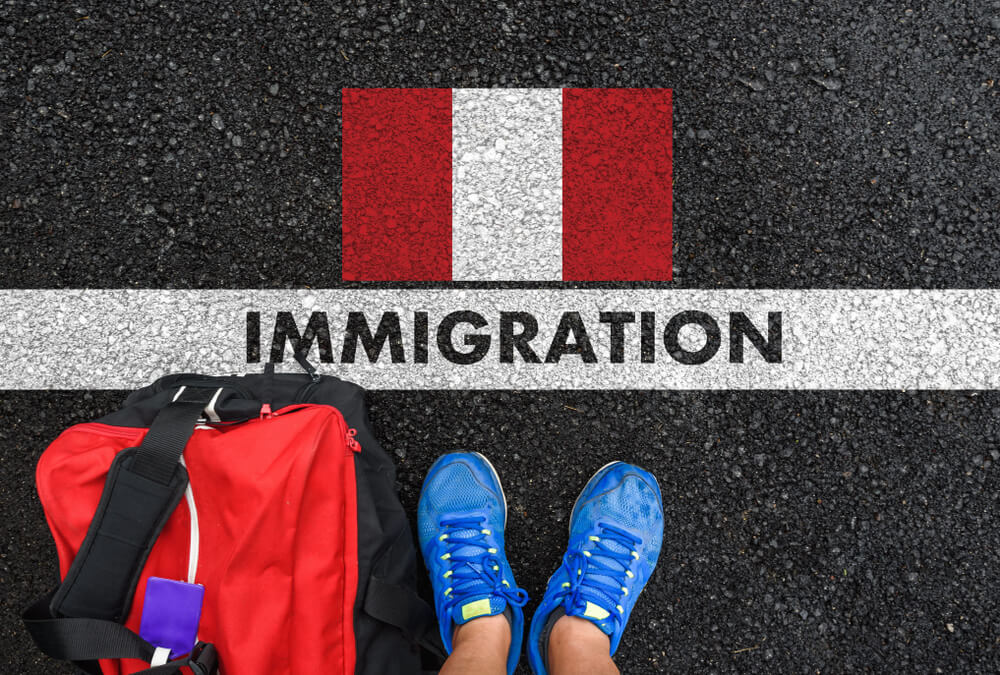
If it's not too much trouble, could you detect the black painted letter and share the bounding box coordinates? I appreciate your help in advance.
[437,311,491,364]
[545,312,598,363]
[246,311,260,363]
[500,312,541,363]
[414,312,429,364]
[663,311,721,365]
[270,311,333,363]
[341,312,406,363]
[599,312,636,363]
[641,311,656,363]
[729,312,782,363]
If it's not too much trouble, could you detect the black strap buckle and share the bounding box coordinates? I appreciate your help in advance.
[188,641,219,675]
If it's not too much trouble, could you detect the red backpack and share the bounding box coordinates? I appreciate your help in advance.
[23,362,445,674]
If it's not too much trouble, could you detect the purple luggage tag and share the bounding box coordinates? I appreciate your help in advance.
[138,577,205,658]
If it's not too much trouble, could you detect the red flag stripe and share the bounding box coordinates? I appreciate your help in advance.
[561,88,673,281]
[341,88,453,281]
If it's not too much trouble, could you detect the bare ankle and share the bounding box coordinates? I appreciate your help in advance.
[453,612,511,651]
[441,614,512,675]
[548,615,618,675]
[552,614,608,645]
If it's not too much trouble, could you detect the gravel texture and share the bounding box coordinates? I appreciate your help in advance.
[1,1,997,288]
[2,1,1000,673]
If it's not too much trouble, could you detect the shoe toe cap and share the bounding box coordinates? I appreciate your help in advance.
[574,468,664,554]
[418,454,505,544]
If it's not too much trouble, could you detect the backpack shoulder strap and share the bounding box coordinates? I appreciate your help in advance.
[50,387,215,620]
[25,387,219,673]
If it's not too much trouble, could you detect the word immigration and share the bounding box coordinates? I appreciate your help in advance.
[247,310,783,366]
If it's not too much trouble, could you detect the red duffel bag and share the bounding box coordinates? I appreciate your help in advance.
[23,365,445,674]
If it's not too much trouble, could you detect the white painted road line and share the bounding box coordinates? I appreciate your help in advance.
[2,289,1000,390]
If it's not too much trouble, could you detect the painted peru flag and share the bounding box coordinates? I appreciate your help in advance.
[341,88,673,281]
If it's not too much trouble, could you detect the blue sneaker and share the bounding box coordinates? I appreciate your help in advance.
[527,462,664,674]
[418,452,529,675]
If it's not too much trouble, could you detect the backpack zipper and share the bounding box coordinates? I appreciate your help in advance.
[257,403,313,420]
[262,402,360,454]
[346,427,361,453]
[293,378,321,402]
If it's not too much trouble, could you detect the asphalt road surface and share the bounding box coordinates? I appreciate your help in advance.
[2,0,999,673]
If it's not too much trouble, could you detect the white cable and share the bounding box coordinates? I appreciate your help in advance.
[171,385,200,583]
[178,456,199,585]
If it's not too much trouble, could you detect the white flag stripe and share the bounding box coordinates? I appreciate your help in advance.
[3,290,1000,390]
[452,89,563,281]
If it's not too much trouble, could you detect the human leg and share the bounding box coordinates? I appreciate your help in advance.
[439,613,511,675]
[418,452,529,675]
[547,614,619,675]
[527,462,664,675]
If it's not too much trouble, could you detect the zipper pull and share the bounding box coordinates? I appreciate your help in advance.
[346,427,360,452]
[294,350,322,383]
[259,403,273,420]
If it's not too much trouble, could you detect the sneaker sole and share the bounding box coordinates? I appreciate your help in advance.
[471,451,508,528]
